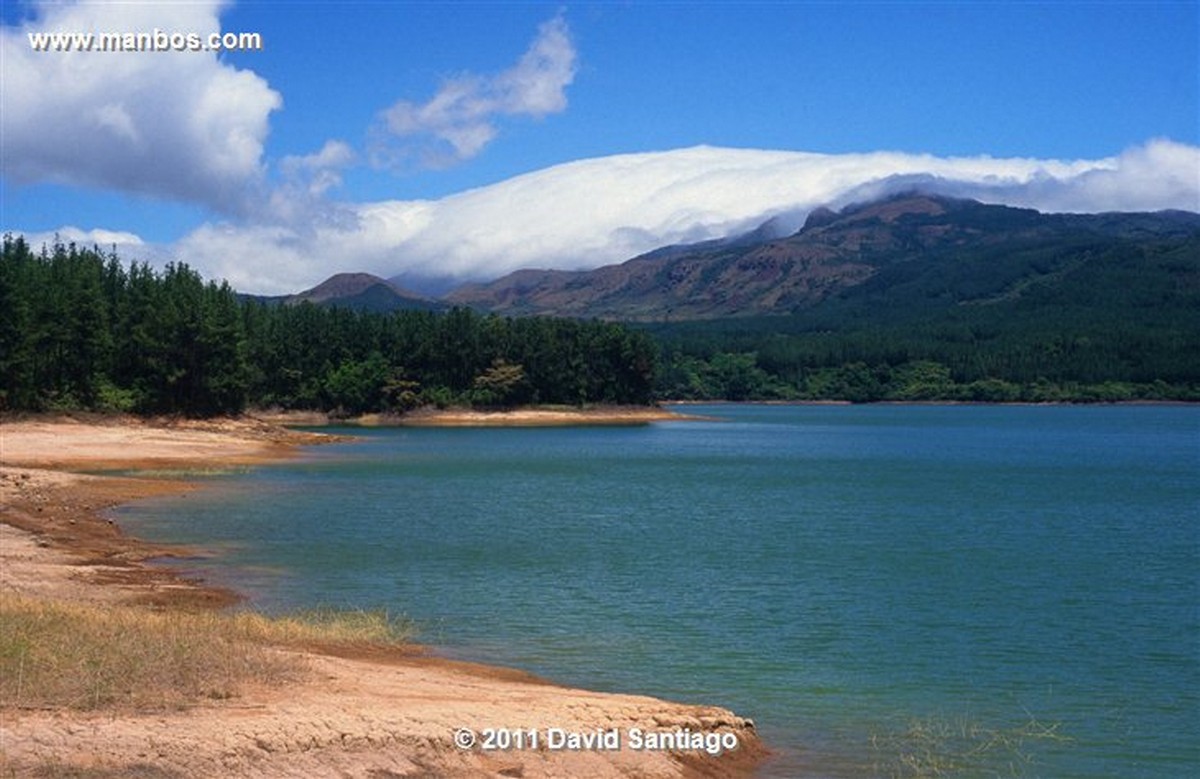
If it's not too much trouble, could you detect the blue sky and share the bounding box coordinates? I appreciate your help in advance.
[222,1,1197,194]
[2,1,1198,293]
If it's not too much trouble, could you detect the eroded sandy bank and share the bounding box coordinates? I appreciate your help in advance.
[0,416,764,777]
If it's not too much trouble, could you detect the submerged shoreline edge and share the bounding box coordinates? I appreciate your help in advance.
[0,414,767,778]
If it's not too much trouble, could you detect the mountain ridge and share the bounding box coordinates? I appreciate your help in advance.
[244,272,443,313]
[441,194,1200,321]
[261,195,1199,324]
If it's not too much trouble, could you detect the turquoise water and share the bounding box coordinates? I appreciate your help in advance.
[114,405,1199,777]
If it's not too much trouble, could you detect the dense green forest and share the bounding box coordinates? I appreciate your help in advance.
[0,236,656,416]
[649,228,1200,402]
[2,233,1196,417]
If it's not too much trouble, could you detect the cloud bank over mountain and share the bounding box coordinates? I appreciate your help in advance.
[154,139,1197,295]
[14,138,1199,296]
[6,2,1196,297]
[7,3,1194,297]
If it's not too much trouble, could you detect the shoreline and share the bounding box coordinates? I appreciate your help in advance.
[0,415,766,778]
[252,403,705,428]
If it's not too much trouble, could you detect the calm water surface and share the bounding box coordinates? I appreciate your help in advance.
[115,405,1199,777]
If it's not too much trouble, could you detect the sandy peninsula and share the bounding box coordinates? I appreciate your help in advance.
[254,404,702,428]
[0,416,764,778]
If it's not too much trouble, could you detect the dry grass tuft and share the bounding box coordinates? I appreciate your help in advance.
[0,594,414,711]
[870,713,1073,778]
[222,605,414,648]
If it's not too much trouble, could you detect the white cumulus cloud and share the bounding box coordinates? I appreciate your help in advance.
[1,1,281,213]
[157,139,1199,296]
[373,14,577,169]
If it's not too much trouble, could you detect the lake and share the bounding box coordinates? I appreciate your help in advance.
[114,404,1199,777]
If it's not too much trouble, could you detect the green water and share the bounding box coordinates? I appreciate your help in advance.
[114,405,1199,777]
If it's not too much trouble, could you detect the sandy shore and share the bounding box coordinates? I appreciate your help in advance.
[0,416,765,777]
[255,404,702,428]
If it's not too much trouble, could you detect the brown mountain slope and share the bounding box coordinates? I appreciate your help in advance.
[442,194,1200,321]
[285,273,440,312]
[289,272,413,302]
[444,195,992,319]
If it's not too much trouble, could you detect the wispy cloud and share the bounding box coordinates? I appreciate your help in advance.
[1,1,281,214]
[372,13,577,169]
[264,140,362,229]
[279,140,357,198]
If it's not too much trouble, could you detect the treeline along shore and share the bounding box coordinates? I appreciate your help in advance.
[3,234,1197,419]
[0,236,657,417]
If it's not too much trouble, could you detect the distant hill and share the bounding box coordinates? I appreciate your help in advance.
[444,194,1200,322]
[246,272,443,313]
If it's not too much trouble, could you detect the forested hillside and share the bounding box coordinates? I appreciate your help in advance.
[3,218,1197,415]
[647,220,1200,402]
[0,236,656,416]
[636,197,1200,402]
